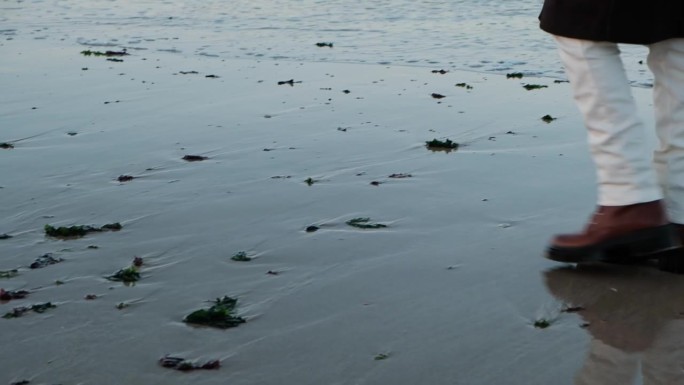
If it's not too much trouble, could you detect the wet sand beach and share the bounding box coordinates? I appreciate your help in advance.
[2,2,683,385]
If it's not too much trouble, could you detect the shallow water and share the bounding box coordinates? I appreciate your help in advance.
[0,0,652,85]
[0,2,678,384]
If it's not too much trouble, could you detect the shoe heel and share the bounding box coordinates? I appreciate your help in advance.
[658,248,684,274]
[622,225,681,257]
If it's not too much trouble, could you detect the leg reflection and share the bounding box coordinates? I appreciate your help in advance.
[575,338,639,385]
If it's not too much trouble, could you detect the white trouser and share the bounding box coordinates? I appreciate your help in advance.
[554,36,684,223]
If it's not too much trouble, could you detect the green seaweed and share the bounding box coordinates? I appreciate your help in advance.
[231,251,252,262]
[45,223,122,238]
[0,269,18,279]
[523,84,548,91]
[45,225,88,237]
[182,155,209,162]
[534,319,551,329]
[346,218,387,229]
[315,42,333,48]
[159,355,220,371]
[278,79,302,86]
[541,115,557,123]
[388,173,412,179]
[107,266,140,283]
[3,302,56,318]
[506,72,524,79]
[0,289,29,301]
[81,49,128,57]
[184,296,246,329]
[426,138,459,151]
[101,223,122,231]
[374,353,390,361]
[455,82,473,90]
[30,253,64,269]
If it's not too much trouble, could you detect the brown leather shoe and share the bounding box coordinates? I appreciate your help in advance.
[546,200,680,263]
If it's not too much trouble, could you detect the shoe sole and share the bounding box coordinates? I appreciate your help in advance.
[653,247,684,274]
[545,224,681,263]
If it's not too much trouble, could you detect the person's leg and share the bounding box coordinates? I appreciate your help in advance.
[648,39,684,224]
[555,36,661,205]
[648,38,684,272]
[546,36,676,262]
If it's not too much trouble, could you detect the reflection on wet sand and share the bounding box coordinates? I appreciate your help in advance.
[544,265,684,385]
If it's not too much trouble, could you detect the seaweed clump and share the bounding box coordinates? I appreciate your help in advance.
[0,269,19,279]
[184,296,246,329]
[315,42,333,48]
[534,319,551,329]
[231,251,252,262]
[0,289,29,301]
[45,223,122,238]
[81,49,129,57]
[107,266,140,283]
[426,138,459,151]
[182,155,209,162]
[30,253,64,269]
[159,355,221,371]
[523,84,548,91]
[3,302,56,318]
[388,173,412,179]
[455,82,473,90]
[541,115,557,123]
[346,217,387,229]
[278,79,302,86]
[0,143,14,149]
[506,72,524,79]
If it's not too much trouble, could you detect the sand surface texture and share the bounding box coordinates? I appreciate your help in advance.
[2,2,683,385]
